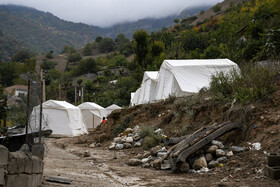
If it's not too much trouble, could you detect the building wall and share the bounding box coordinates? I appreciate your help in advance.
[0,145,44,187]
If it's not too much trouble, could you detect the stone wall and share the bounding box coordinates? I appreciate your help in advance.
[0,144,44,187]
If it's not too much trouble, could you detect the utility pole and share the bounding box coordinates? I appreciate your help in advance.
[81,86,84,103]
[75,86,77,105]
[25,76,31,144]
[3,96,7,137]
[58,81,61,100]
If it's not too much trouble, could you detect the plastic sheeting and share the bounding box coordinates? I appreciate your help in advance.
[153,59,239,101]
[29,100,88,137]
[78,102,107,129]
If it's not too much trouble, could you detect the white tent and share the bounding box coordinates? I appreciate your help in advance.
[153,59,239,101]
[131,71,159,105]
[106,104,121,115]
[130,92,135,106]
[29,100,87,137]
[78,102,107,129]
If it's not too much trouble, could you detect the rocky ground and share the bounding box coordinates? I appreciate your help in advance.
[42,137,279,186]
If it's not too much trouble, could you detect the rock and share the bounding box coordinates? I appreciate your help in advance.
[134,141,142,147]
[216,149,226,157]
[226,151,233,157]
[127,133,134,137]
[200,167,210,172]
[126,137,134,143]
[179,162,190,172]
[205,153,213,162]
[83,150,90,157]
[157,152,167,157]
[96,143,101,147]
[208,160,219,169]
[136,153,143,159]
[123,128,133,136]
[109,144,116,150]
[133,135,141,141]
[142,163,150,168]
[114,137,122,143]
[128,159,142,166]
[217,156,228,163]
[212,140,225,149]
[161,160,171,170]
[192,156,207,170]
[142,156,153,164]
[123,143,132,149]
[142,151,151,158]
[207,145,218,154]
[115,144,124,150]
[150,145,162,156]
[231,146,245,153]
[90,143,95,148]
[133,125,140,132]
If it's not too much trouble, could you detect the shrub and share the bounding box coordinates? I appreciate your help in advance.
[140,125,163,149]
[209,64,277,103]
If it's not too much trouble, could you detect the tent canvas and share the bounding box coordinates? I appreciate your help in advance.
[130,92,135,106]
[136,71,158,105]
[78,102,107,129]
[153,59,239,101]
[29,100,87,137]
[106,104,121,115]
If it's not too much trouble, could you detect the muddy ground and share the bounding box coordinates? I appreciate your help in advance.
[42,137,279,187]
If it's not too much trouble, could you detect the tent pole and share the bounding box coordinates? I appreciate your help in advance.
[75,86,77,105]
[3,96,7,137]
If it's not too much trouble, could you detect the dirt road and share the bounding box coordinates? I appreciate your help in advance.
[42,138,279,187]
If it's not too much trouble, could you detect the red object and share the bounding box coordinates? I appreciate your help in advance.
[101,119,106,124]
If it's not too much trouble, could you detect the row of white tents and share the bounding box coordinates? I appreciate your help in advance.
[131,59,239,106]
[29,100,121,137]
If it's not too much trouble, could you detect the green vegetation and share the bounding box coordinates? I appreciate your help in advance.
[139,126,163,149]
[114,115,134,135]
[209,64,277,103]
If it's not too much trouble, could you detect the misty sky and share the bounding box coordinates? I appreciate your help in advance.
[0,0,222,27]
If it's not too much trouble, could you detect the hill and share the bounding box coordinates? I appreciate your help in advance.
[0,5,103,60]
[101,5,211,39]
[0,4,211,61]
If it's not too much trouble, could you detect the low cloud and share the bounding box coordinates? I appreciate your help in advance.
[0,0,222,27]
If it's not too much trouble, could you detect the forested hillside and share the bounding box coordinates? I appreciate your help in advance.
[0,5,102,60]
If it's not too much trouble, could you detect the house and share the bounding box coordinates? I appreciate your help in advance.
[5,85,28,97]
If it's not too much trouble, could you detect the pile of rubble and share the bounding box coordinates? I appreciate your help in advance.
[108,125,143,150]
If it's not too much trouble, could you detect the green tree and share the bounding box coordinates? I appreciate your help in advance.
[45,50,54,59]
[61,45,76,54]
[99,38,116,53]
[83,43,92,56]
[213,4,221,13]
[67,52,82,63]
[0,62,18,87]
[132,30,150,69]
[72,58,98,76]
[95,36,103,43]
[11,49,33,63]
[41,59,57,70]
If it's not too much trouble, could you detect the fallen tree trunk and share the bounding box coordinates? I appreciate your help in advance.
[171,122,240,172]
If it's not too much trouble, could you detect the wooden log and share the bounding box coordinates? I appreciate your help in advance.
[171,121,231,158]
[171,122,240,171]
